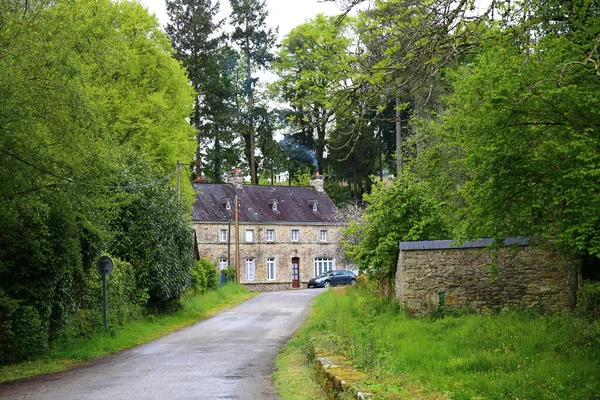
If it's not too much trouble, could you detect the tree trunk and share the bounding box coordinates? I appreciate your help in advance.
[245,33,257,184]
[195,94,201,180]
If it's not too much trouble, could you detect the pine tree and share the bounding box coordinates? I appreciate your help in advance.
[229,0,277,184]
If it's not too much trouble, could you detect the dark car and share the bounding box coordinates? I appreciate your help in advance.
[307,269,357,288]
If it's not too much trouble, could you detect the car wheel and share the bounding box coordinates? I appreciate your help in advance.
[350,279,356,286]
[323,280,331,288]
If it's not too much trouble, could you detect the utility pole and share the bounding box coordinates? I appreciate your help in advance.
[235,193,240,283]
[396,92,402,176]
[175,160,181,202]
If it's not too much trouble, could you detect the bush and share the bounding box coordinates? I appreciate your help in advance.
[61,257,146,339]
[222,267,237,284]
[191,259,219,293]
[0,290,48,363]
[576,281,600,321]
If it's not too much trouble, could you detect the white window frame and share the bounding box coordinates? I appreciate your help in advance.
[266,229,275,242]
[314,258,335,277]
[319,229,327,242]
[218,229,227,242]
[245,258,255,281]
[245,229,254,243]
[291,229,299,242]
[267,257,276,280]
[218,259,228,271]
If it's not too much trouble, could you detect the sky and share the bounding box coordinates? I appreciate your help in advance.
[137,0,352,41]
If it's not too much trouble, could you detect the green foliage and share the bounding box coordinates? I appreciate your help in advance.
[343,172,448,281]
[222,267,237,283]
[0,290,48,363]
[415,2,600,258]
[191,259,219,293]
[109,161,194,310]
[575,281,600,321]
[0,0,195,364]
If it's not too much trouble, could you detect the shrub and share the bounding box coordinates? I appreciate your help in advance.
[576,281,600,321]
[191,259,219,293]
[61,257,146,339]
[222,267,237,284]
[0,290,48,363]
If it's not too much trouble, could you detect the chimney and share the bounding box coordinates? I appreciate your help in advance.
[309,171,324,193]
[228,167,243,189]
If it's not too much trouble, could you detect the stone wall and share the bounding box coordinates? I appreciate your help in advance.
[396,239,577,315]
[193,221,346,289]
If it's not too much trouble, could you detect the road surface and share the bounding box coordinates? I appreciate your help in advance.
[0,289,325,400]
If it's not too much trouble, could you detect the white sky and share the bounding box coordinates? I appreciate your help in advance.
[137,0,351,41]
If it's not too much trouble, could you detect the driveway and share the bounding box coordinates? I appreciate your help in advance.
[0,288,325,400]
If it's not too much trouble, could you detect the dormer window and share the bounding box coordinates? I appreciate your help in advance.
[308,199,318,212]
[222,198,232,211]
[268,198,278,211]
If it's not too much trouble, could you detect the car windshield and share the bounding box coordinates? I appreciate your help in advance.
[317,272,331,278]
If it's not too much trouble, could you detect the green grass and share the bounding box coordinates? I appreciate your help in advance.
[273,334,329,400]
[283,285,600,400]
[0,284,256,383]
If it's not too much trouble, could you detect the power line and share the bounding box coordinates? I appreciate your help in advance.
[0,145,180,192]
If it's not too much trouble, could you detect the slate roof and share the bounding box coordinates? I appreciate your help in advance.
[192,183,345,224]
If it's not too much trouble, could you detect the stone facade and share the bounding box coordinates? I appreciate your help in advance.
[194,221,344,290]
[396,239,577,315]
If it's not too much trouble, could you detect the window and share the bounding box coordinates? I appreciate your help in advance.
[218,229,227,242]
[245,258,255,281]
[319,230,327,242]
[245,229,254,243]
[291,229,299,242]
[314,258,334,277]
[218,259,228,271]
[266,229,275,242]
[267,257,276,280]
[225,201,231,211]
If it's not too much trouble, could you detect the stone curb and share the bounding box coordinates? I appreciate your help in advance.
[314,355,373,400]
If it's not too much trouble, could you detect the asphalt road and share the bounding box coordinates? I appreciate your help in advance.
[0,288,325,400]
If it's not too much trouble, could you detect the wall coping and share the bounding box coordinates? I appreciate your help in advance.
[399,237,531,251]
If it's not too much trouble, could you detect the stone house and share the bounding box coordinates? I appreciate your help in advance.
[192,170,347,291]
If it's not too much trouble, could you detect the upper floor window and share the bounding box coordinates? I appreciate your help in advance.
[291,229,299,242]
[245,229,254,243]
[266,229,275,242]
[319,230,327,242]
[219,229,227,242]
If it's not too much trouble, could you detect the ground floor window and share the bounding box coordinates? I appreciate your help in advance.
[314,258,334,277]
[245,258,255,281]
[218,258,228,271]
[267,257,276,280]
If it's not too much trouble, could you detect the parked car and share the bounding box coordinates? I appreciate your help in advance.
[308,269,357,288]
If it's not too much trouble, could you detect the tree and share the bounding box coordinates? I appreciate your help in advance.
[343,172,447,295]
[166,0,234,181]
[0,0,195,363]
[229,0,277,184]
[272,14,355,174]
[417,0,600,259]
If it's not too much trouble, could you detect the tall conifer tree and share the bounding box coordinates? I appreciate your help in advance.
[229,0,276,184]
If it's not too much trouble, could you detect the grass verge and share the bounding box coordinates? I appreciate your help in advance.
[278,285,600,400]
[0,283,256,383]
